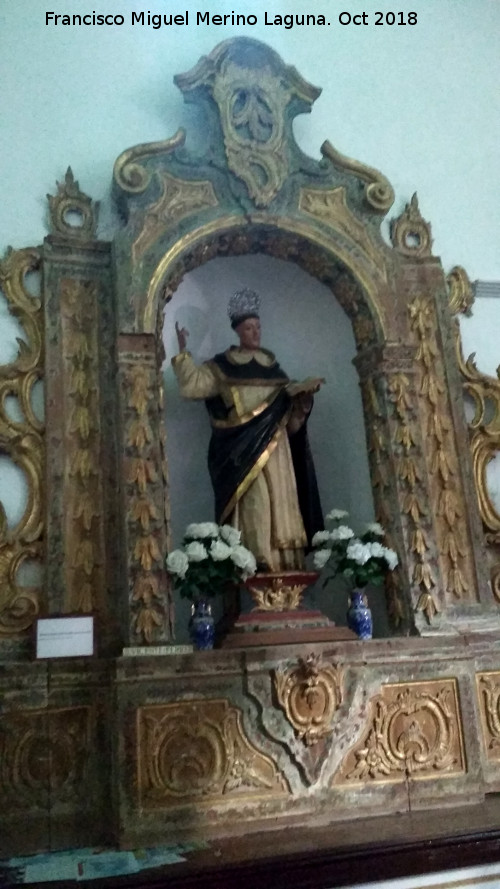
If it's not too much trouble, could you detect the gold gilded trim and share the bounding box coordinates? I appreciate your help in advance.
[321,140,395,213]
[211,387,283,429]
[113,129,186,194]
[146,215,386,337]
[220,418,288,522]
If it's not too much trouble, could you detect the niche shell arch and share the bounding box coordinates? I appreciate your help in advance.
[111,37,492,645]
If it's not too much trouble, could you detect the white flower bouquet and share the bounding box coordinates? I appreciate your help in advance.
[312,509,398,589]
[166,522,257,601]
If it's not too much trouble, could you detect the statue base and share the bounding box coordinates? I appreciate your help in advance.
[220,571,357,648]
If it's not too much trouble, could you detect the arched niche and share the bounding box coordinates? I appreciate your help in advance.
[108,37,493,647]
[161,252,395,639]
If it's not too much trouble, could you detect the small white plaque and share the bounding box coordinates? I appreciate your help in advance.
[36,616,94,659]
[122,644,194,657]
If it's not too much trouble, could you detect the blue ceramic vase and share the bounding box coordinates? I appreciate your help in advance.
[346,589,373,640]
[189,599,215,650]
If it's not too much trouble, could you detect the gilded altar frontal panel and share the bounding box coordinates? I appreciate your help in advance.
[476,672,500,761]
[334,678,466,786]
[0,37,499,856]
[135,698,290,810]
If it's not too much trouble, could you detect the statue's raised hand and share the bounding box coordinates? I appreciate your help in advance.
[175,321,189,352]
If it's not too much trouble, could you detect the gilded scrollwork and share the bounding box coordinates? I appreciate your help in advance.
[391,193,432,257]
[447,266,474,317]
[454,309,500,600]
[274,654,343,746]
[132,172,218,262]
[0,247,44,636]
[174,40,320,209]
[476,672,500,758]
[0,706,92,808]
[298,186,386,279]
[137,699,288,806]
[335,680,465,784]
[248,576,304,612]
[113,130,186,197]
[321,140,395,214]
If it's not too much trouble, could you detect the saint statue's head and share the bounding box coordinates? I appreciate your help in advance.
[228,288,261,350]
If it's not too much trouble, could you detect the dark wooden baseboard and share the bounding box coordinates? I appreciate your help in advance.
[10,795,500,889]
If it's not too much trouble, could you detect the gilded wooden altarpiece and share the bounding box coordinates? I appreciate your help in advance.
[1,37,500,854]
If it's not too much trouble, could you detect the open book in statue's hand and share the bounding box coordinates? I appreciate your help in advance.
[286,377,326,398]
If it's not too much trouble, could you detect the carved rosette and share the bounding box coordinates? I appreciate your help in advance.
[0,247,44,637]
[0,706,92,809]
[60,279,104,612]
[409,295,477,604]
[121,347,171,643]
[453,301,500,601]
[136,699,288,808]
[274,654,343,746]
[477,672,500,759]
[335,680,465,784]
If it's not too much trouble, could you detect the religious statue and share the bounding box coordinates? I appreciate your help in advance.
[172,289,324,573]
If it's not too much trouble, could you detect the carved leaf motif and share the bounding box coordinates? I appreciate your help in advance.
[75,540,94,576]
[416,592,439,622]
[132,498,159,531]
[395,424,416,451]
[398,456,421,487]
[133,574,160,604]
[127,458,158,492]
[413,561,436,591]
[128,419,153,450]
[73,493,99,531]
[71,449,96,480]
[134,536,162,571]
[135,606,164,641]
[403,492,425,522]
[411,528,429,556]
[70,405,93,440]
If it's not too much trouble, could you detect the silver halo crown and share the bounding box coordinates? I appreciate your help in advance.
[228,288,261,328]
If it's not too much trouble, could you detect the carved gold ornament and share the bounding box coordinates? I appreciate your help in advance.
[299,186,386,279]
[447,266,474,317]
[453,295,500,601]
[391,193,432,257]
[248,576,304,611]
[321,140,394,213]
[137,698,288,807]
[386,369,440,623]
[213,62,290,207]
[125,365,166,641]
[47,167,99,239]
[60,279,104,613]
[0,706,92,808]
[113,130,186,196]
[336,680,465,784]
[274,654,343,746]
[477,672,500,759]
[0,247,44,637]
[409,294,475,604]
